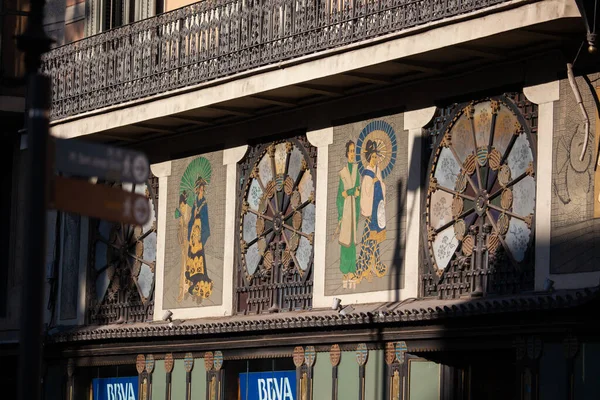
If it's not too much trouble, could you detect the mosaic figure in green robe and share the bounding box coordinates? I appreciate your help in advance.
[336,140,361,289]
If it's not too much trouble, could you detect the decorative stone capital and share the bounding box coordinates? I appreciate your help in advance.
[523,81,559,105]
[404,106,437,131]
[150,161,172,178]
[307,127,333,148]
[223,145,248,165]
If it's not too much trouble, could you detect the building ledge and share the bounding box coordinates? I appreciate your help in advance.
[47,0,581,142]
[47,287,599,343]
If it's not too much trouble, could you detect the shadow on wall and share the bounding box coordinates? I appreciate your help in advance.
[392,177,405,304]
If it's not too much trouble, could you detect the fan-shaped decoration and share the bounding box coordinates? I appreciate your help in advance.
[214,351,224,371]
[395,341,408,364]
[305,346,316,367]
[330,344,341,366]
[89,178,158,325]
[385,343,396,365]
[463,235,474,256]
[293,346,305,367]
[464,155,476,176]
[179,157,212,207]
[452,196,464,218]
[488,233,501,254]
[356,120,397,179]
[489,148,502,170]
[184,353,194,372]
[455,173,468,193]
[204,352,214,371]
[237,137,316,314]
[454,220,466,240]
[424,95,536,281]
[145,355,155,373]
[164,354,174,373]
[356,343,368,366]
[136,355,146,374]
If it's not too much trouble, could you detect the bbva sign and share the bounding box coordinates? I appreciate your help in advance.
[92,377,139,400]
[239,371,296,400]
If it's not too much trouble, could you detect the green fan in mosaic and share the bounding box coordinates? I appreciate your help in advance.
[180,157,212,207]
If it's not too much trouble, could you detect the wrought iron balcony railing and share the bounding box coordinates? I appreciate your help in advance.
[43,0,510,121]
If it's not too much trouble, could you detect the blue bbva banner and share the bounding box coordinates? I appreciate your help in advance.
[92,377,139,400]
[239,370,296,400]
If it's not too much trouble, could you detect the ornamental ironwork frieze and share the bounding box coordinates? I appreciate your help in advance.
[43,0,511,120]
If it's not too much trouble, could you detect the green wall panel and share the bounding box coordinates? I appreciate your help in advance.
[365,350,384,400]
[313,352,332,400]
[191,359,207,400]
[152,360,166,400]
[409,360,440,400]
[337,351,358,400]
[172,360,186,400]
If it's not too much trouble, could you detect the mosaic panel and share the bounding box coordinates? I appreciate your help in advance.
[325,114,407,295]
[164,151,225,309]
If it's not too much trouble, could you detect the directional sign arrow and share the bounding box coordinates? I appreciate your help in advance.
[50,176,151,226]
[54,138,150,184]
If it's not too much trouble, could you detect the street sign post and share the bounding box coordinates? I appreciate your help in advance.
[54,138,150,183]
[50,176,151,226]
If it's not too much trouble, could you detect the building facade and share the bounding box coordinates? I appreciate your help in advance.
[0,0,27,396]
[2,0,600,398]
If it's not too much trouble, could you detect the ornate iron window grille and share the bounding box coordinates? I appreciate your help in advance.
[42,0,512,120]
[86,175,158,324]
[421,93,538,299]
[236,136,317,314]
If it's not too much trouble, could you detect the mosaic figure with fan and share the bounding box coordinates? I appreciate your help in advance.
[356,140,388,281]
[176,157,214,303]
[354,120,397,284]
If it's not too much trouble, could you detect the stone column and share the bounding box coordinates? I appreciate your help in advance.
[403,107,437,298]
[84,0,101,36]
[523,81,559,291]
[221,146,249,315]
[151,161,172,321]
[138,0,156,20]
[306,128,334,308]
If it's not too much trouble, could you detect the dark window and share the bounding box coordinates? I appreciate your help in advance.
[102,0,124,31]
[0,131,16,317]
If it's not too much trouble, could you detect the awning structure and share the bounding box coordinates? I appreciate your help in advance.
[48,286,600,344]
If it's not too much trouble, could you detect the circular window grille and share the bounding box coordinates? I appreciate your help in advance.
[424,97,536,277]
[237,138,316,313]
[89,180,157,323]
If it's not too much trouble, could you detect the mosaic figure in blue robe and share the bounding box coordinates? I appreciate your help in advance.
[185,177,213,301]
[356,140,388,282]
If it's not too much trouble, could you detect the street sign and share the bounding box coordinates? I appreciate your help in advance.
[54,138,150,184]
[92,377,138,400]
[239,371,296,400]
[50,176,151,226]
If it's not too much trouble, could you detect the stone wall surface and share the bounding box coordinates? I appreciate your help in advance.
[551,73,600,274]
